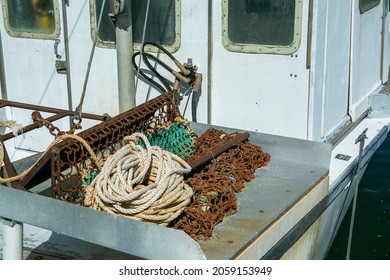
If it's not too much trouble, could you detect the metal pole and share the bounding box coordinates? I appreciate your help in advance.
[0,27,8,100]
[61,0,74,128]
[116,0,135,113]
[1,218,23,260]
[346,128,367,260]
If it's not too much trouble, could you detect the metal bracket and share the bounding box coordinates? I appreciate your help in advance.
[55,60,67,74]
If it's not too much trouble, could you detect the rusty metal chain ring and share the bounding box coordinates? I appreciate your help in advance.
[32,111,78,137]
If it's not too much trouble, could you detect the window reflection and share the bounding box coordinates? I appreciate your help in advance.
[359,0,381,14]
[4,0,56,36]
[31,0,55,31]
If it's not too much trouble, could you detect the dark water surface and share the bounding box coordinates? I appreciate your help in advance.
[326,135,390,260]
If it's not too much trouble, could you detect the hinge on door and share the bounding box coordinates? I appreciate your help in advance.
[55,60,67,74]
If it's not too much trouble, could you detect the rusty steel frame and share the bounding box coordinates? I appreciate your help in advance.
[51,93,182,203]
[0,99,108,191]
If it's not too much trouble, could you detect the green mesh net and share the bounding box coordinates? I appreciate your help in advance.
[145,119,197,159]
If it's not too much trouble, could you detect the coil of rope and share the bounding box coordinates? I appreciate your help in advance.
[84,132,193,226]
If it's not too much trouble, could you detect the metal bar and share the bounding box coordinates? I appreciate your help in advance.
[0,112,69,141]
[0,99,108,121]
[0,28,7,100]
[346,128,368,260]
[116,0,136,112]
[61,0,74,127]
[187,132,250,170]
[306,0,314,69]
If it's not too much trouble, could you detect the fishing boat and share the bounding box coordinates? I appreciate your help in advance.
[1,0,390,260]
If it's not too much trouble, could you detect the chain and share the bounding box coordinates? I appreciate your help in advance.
[32,111,77,138]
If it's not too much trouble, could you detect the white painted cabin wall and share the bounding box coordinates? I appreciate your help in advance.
[349,1,383,120]
[0,0,387,148]
[308,0,352,141]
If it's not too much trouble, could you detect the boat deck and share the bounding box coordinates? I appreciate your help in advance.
[0,123,331,259]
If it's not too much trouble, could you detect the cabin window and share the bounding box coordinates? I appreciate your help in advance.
[1,0,60,39]
[90,0,180,52]
[222,0,303,55]
[359,0,381,14]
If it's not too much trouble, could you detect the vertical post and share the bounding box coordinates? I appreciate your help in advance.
[1,218,23,260]
[61,0,74,128]
[0,28,8,100]
[116,0,135,113]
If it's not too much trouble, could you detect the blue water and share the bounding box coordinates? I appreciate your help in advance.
[326,135,390,259]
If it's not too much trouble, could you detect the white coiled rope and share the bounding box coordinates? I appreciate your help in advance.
[84,132,193,226]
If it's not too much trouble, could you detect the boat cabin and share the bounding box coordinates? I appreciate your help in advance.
[0,0,389,152]
[0,0,390,260]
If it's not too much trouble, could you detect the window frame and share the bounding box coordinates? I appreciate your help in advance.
[1,0,60,40]
[89,0,181,53]
[222,0,303,55]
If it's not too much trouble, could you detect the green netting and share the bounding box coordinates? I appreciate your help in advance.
[145,121,197,159]
[82,168,100,187]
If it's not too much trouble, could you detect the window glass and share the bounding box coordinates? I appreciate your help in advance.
[91,0,180,51]
[222,0,303,54]
[2,0,60,39]
[359,0,381,14]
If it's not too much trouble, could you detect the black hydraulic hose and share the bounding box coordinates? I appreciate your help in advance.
[132,41,201,122]
[141,52,174,93]
[142,41,176,61]
[132,42,179,93]
[132,52,170,94]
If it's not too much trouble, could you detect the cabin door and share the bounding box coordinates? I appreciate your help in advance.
[0,0,71,154]
[349,0,383,120]
[208,0,310,139]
